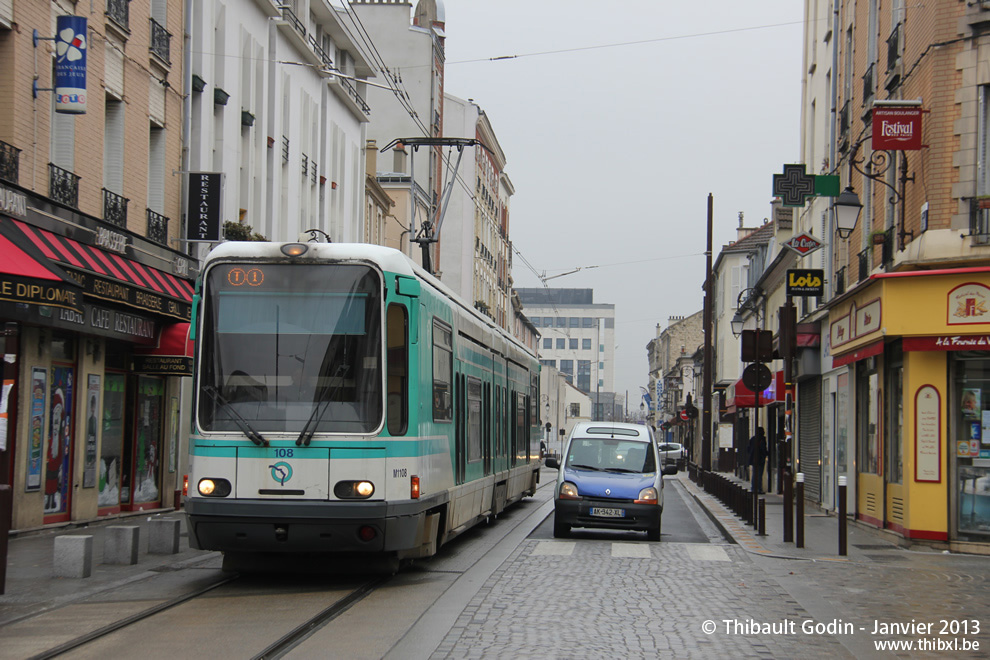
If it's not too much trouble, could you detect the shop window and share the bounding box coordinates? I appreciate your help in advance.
[99,372,126,510]
[857,361,880,474]
[885,343,903,484]
[955,353,990,536]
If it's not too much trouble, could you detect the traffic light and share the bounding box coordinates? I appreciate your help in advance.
[778,303,797,359]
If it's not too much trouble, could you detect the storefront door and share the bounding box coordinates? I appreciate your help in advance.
[125,375,163,511]
[952,353,990,540]
[98,372,125,513]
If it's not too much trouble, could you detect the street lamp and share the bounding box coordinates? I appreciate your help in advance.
[833,186,863,239]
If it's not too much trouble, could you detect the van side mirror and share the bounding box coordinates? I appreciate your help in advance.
[545,456,560,470]
[662,465,678,476]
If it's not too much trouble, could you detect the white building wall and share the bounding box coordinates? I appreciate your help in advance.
[184,0,370,249]
[436,94,476,302]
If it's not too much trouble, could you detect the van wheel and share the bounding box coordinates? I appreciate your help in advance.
[553,517,570,538]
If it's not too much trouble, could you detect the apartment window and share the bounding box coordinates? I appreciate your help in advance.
[543,338,552,350]
[569,339,578,350]
[560,360,573,376]
[556,339,565,350]
[582,317,594,328]
[530,318,540,328]
[540,359,556,368]
[979,86,990,196]
[577,360,591,392]
[582,339,592,350]
[543,317,553,326]
[569,317,579,328]
[569,403,580,417]
[556,317,566,328]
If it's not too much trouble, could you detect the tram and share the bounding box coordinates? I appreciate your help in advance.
[184,241,542,567]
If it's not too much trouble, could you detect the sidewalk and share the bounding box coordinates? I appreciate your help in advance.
[679,469,910,562]
[0,510,219,626]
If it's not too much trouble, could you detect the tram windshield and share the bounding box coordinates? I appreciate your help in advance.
[197,262,383,434]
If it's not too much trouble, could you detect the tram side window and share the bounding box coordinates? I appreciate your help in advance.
[433,320,453,422]
[387,304,408,435]
[467,377,482,462]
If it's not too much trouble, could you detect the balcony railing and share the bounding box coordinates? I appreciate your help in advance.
[881,227,895,268]
[146,209,169,246]
[280,6,306,39]
[838,100,850,139]
[149,18,171,64]
[102,188,128,228]
[835,266,846,296]
[887,24,901,72]
[49,163,80,208]
[858,248,870,282]
[968,197,990,244]
[862,62,875,104]
[0,140,21,184]
[334,75,371,115]
[308,34,333,69]
[106,0,129,31]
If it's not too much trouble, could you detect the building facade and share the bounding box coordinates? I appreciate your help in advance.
[517,287,615,419]
[0,0,195,528]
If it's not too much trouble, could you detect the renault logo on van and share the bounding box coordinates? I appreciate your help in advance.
[605,488,611,496]
[269,461,293,485]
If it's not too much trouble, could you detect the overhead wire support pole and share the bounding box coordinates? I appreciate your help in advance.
[702,193,713,472]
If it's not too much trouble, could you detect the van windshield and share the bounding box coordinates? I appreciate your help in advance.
[565,438,656,473]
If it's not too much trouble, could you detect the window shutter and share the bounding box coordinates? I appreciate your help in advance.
[148,126,165,213]
[104,100,125,193]
[105,40,124,99]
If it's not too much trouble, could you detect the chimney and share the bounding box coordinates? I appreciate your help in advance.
[393,143,407,174]
[366,139,377,178]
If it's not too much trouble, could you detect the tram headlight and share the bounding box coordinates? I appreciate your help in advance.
[197,478,231,497]
[334,480,375,499]
[280,243,309,257]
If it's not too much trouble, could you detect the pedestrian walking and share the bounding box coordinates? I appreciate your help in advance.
[748,427,768,494]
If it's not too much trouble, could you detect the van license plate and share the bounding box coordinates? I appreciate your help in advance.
[589,507,625,518]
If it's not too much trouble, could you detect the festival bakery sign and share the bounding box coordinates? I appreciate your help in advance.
[948,282,990,325]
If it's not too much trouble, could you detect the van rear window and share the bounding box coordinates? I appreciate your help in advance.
[584,427,642,436]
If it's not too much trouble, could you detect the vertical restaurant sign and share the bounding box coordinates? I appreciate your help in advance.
[54,16,88,114]
[872,106,923,151]
[27,367,46,491]
[186,172,223,241]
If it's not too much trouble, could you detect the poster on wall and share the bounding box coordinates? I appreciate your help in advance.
[45,367,74,514]
[0,380,12,451]
[83,375,100,488]
[26,368,46,491]
[915,385,941,483]
[962,388,981,419]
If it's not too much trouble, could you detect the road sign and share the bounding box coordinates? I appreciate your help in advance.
[742,363,773,392]
[784,232,823,257]
[680,409,690,421]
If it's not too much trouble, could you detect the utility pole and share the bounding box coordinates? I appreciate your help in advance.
[702,193,714,471]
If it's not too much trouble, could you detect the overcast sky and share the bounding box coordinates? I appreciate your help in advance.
[436,1,804,405]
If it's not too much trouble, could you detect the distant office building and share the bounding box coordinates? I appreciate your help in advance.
[517,288,615,419]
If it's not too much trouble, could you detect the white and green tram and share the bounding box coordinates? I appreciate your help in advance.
[185,241,542,566]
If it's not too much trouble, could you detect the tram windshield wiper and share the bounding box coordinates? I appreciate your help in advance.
[296,364,349,447]
[203,385,269,447]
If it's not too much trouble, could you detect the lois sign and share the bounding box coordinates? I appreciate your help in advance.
[872,107,923,150]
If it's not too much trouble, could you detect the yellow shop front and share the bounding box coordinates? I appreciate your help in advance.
[828,267,990,549]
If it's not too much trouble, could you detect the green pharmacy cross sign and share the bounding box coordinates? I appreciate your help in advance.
[772,164,840,207]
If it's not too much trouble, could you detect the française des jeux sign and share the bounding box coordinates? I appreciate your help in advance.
[872,107,923,151]
[786,269,824,297]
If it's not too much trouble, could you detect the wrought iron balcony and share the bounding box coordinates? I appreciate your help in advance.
[838,100,850,139]
[280,5,306,39]
[862,62,875,104]
[48,163,80,208]
[146,209,169,246]
[334,75,371,116]
[0,140,20,184]
[106,0,129,31]
[881,227,895,268]
[149,18,171,64]
[102,188,128,228]
[858,248,870,283]
[308,34,333,69]
[967,197,990,245]
[887,24,901,72]
[835,266,846,296]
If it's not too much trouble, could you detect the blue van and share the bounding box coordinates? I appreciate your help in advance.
[545,422,676,541]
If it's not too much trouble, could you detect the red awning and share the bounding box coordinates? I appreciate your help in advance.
[726,378,773,410]
[135,322,193,357]
[12,219,193,303]
[0,218,82,311]
[832,339,885,367]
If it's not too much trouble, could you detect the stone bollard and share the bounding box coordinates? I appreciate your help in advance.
[149,518,181,554]
[54,535,93,578]
[104,525,140,565]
